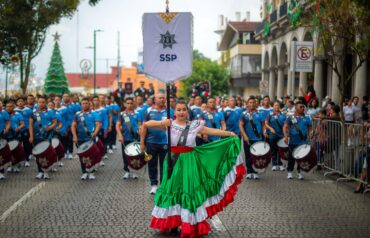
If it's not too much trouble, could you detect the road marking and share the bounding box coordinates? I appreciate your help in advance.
[0,182,45,223]
[210,215,227,232]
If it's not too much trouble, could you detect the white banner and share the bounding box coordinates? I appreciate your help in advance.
[290,41,314,72]
[142,12,193,83]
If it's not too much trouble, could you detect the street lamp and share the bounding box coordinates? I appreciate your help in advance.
[93,29,103,95]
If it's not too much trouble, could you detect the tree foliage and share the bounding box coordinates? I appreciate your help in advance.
[304,0,370,102]
[0,0,100,94]
[179,50,230,98]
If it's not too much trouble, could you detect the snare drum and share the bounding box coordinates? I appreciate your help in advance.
[77,141,102,172]
[277,138,289,161]
[32,141,58,171]
[292,144,317,172]
[124,142,147,170]
[52,138,65,160]
[250,141,271,170]
[0,139,12,170]
[9,140,26,166]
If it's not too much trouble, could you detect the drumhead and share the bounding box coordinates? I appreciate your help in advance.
[32,141,50,155]
[277,138,288,148]
[250,142,270,156]
[51,138,60,148]
[77,141,94,153]
[292,144,311,159]
[8,140,19,151]
[124,142,142,156]
[0,139,7,150]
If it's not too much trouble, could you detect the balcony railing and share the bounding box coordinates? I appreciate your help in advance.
[270,10,277,23]
[279,2,287,18]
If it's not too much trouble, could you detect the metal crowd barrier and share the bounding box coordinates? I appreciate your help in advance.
[312,118,369,194]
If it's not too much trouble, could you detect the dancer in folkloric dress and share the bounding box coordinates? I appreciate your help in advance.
[146,100,246,237]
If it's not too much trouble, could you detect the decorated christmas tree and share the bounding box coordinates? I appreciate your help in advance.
[44,32,70,94]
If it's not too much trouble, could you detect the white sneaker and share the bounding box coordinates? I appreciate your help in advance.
[112,145,116,150]
[58,161,64,167]
[271,166,277,171]
[88,173,96,180]
[100,161,105,166]
[13,167,20,173]
[130,172,138,179]
[298,173,304,180]
[35,172,44,179]
[287,172,293,179]
[68,154,73,160]
[279,166,285,171]
[108,149,113,154]
[81,173,88,180]
[253,173,259,180]
[150,185,158,195]
[25,161,30,167]
[52,167,58,172]
[246,174,253,179]
[122,172,130,180]
[7,167,12,173]
[104,155,108,160]
[43,173,49,179]
[0,173,5,180]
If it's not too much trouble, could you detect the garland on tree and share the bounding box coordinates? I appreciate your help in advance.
[44,32,70,94]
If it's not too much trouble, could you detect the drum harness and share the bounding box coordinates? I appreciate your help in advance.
[168,121,191,179]
[35,111,50,141]
[290,115,306,141]
[206,112,217,129]
[246,112,261,139]
[121,112,138,141]
[77,112,94,147]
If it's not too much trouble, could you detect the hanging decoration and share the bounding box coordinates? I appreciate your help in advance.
[287,0,302,28]
[262,0,272,37]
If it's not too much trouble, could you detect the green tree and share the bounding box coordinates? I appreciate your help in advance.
[44,33,70,95]
[180,50,230,98]
[0,0,100,94]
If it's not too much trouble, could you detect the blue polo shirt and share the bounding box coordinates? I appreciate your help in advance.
[135,104,149,123]
[111,103,121,123]
[266,112,286,139]
[94,107,109,132]
[119,111,140,142]
[62,103,75,127]
[258,106,274,121]
[74,111,101,142]
[223,107,243,135]
[31,109,57,141]
[72,103,81,113]
[6,112,24,140]
[144,107,174,144]
[56,106,68,136]
[190,105,203,120]
[201,110,225,141]
[15,107,33,130]
[241,110,264,141]
[285,114,312,146]
[0,110,10,134]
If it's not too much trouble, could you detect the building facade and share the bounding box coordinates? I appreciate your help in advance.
[255,0,369,103]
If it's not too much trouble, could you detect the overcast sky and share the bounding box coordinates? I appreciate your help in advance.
[31,0,261,78]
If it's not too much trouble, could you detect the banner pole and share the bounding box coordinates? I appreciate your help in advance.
[166,83,172,177]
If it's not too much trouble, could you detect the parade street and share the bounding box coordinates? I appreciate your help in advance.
[0,149,369,238]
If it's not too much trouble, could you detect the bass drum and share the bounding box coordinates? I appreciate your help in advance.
[0,139,12,170]
[52,138,65,160]
[77,141,102,172]
[292,144,317,172]
[9,140,26,166]
[95,138,106,158]
[33,141,58,172]
[124,142,147,170]
[277,138,289,161]
[250,141,271,173]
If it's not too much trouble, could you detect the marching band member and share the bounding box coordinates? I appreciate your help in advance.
[0,101,10,180]
[147,100,244,237]
[103,96,114,154]
[116,97,140,180]
[5,101,25,173]
[92,95,110,161]
[283,101,313,180]
[140,93,174,195]
[258,96,273,121]
[15,97,34,166]
[200,97,226,142]
[134,81,147,98]
[29,96,57,179]
[72,97,102,180]
[109,96,120,150]
[265,101,286,171]
[239,96,264,179]
[223,97,243,136]
[135,95,147,124]
[54,95,68,167]
[62,93,75,159]
[26,94,36,111]
[189,95,203,120]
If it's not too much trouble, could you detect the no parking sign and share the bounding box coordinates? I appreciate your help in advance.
[290,41,314,73]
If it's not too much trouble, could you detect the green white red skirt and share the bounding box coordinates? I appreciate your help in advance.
[150,137,246,237]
